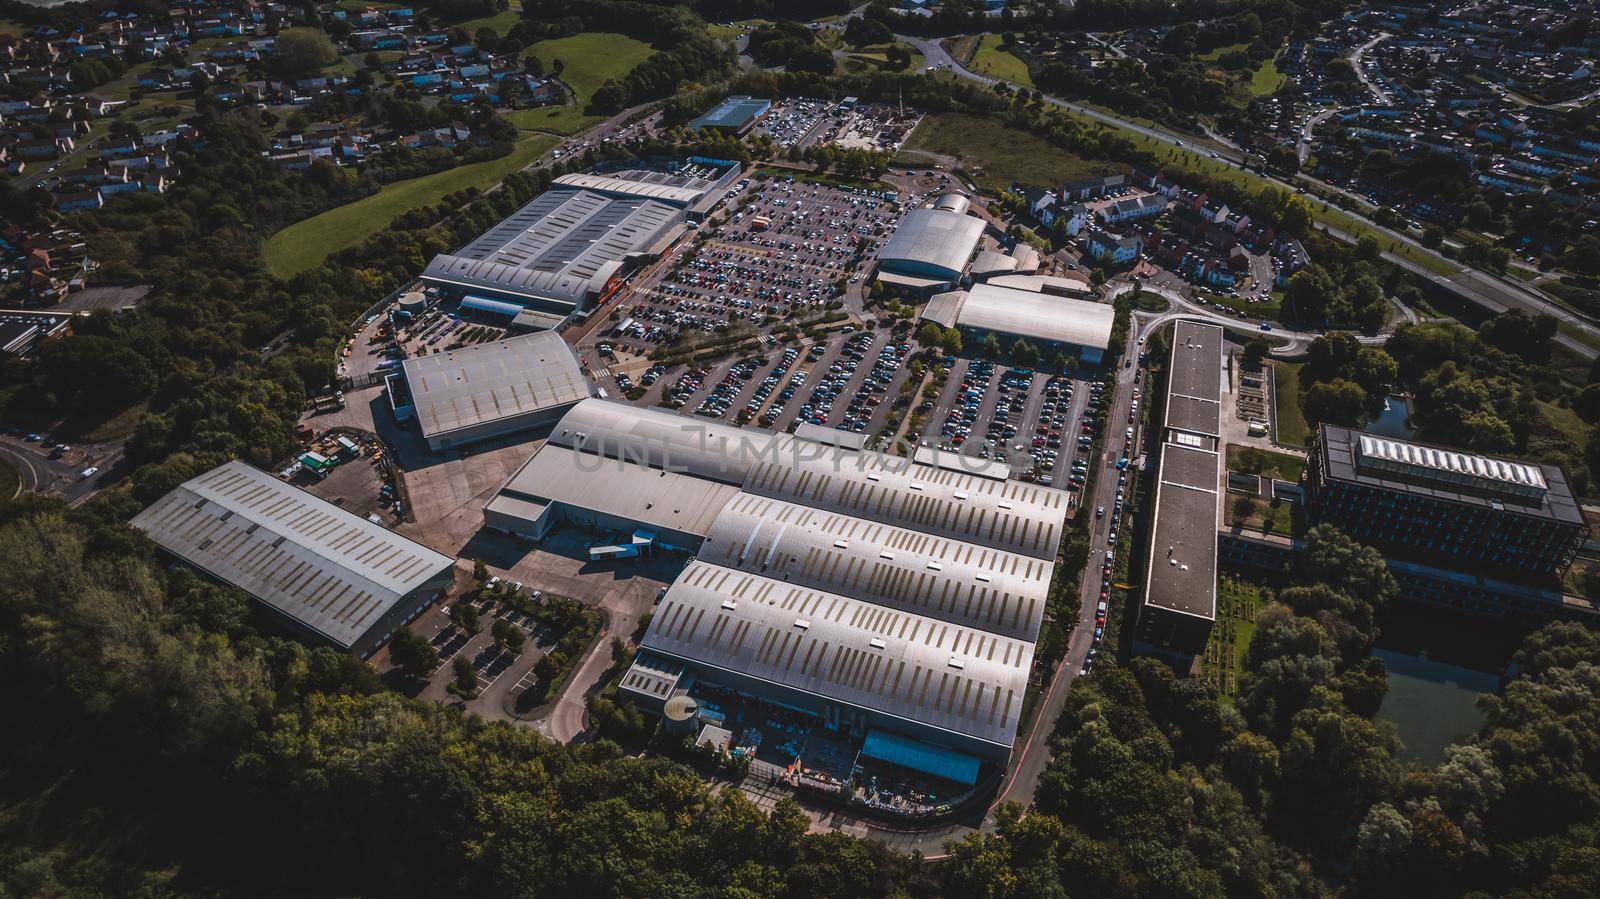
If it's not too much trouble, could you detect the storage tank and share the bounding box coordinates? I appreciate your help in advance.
[662,694,701,737]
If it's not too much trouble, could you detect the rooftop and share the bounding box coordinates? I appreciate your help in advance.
[421,178,695,310]
[878,206,986,281]
[493,444,740,539]
[689,95,772,131]
[925,284,1116,350]
[400,332,589,441]
[1163,320,1223,438]
[131,461,454,649]
[643,560,1034,752]
[1320,425,1583,524]
[697,491,1051,642]
[1142,443,1221,618]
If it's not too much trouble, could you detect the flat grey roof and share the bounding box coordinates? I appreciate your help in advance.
[643,560,1033,752]
[401,332,589,441]
[131,461,454,648]
[1320,425,1583,525]
[1141,443,1220,618]
[878,207,986,280]
[497,444,740,538]
[1164,320,1222,438]
[698,492,1051,642]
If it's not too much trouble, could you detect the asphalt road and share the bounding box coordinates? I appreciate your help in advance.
[900,34,1600,359]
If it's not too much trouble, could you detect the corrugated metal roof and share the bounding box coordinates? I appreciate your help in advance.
[698,492,1049,642]
[131,461,453,648]
[688,95,772,131]
[744,437,1066,560]
[551,172,709,207]
[401,332,590,441]
[948,284,1116,350]
[643,561,1033,751]
[878,208,986,280]
[422,186,683,308]
[547,398,778,485]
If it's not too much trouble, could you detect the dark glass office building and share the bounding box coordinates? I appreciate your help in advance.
[1305,425,1588,578]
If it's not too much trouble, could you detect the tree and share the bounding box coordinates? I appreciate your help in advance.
[1301,379,1369,427]
[492,619,525,654]
[274,27,340,79]
[473,558,489,583]
[1051,351,1076,374]
[387,628,439,679]
[451,655,477,696]
[983,332,1002,361]
[451,602,480,632]
[1012,338,1040,367]
[1284,265,1336,323]
[1298,524,1399,608]
[1242,337,1271,370]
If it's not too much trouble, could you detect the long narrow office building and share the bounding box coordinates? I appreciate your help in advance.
[1135,321,1225,664]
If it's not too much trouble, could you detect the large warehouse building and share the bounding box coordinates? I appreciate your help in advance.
[875,193,987,294]
[390,331,590,452]
[485,399,1069,769]
[921,281,1117,365]
[420,171,715,321]
[132,461,456,657]
[689,95,772,134]
[1134,321,1224,664]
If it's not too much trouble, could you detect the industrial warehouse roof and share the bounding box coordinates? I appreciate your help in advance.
[421,184,683,310]
[493,444,740,538]
[1320,425,1583,523]
[401,332,589,442]
[921,284,1116,351]
[985,272,1093,296]
[689,95,771,131]
[745,437,1067,560]
[643,561,1034,752]
[1164,320,1223,438]
[698,492,1050,642]
[550,172,711,207]
[878,207,986,281]
[131,461,454,649]
[548,398,778,485]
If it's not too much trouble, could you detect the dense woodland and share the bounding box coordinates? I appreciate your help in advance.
[3,1,1600,895]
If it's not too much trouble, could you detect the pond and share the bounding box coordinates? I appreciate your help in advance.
[1371,604,1520,766]
[1374,649,1499,766]
[1366,394,1415,439]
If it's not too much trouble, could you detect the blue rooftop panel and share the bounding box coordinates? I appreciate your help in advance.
[860,730,981,786]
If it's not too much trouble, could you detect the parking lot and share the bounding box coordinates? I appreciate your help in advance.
[924,359,1097,489]
[588,175,902,363]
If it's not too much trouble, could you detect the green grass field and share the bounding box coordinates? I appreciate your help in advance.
[838,42,924,75]
[512,32,654,135]
[1199,42,1250,62]
[1249,55,1287,96]
[525,32,654,105]
[968,34,1034,87]
[458,9,523,37]
[900,113,1119,191]
[1271,361,1311,448]
[1226,444,1306,482]
[264,133,558,278]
